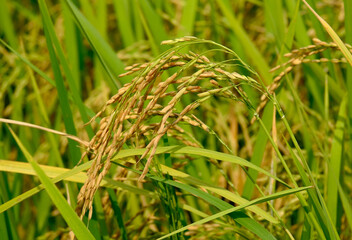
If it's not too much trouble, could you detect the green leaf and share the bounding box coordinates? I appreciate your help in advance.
[63,0,130,88]
[39,2,81,165]
[215,0,272,84]
[8,126,95,240]
[0,38,55,86]
[178,0,198,37]
[117,163,278,240]
[114,145,288,187]
[327,96,347,225]
[242,102,274,199]
[113,0,135,47]
[158,186,311,240]
[0,0,18,49]
[39,0,94,138]
[0,159,155,214]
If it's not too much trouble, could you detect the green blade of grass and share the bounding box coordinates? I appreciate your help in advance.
[1,36,108,117]
[111,146,288,187]
[64,0,129,88]
[38,0,94,138]
[263,0,285,47]
[113,0,135,47]
[344,0,352,160]
[107,189,128,240]
[338,183,352,232]
[0,196,11,240]
[62,0,82,97]
[327,96,347,225]
[285,1,342,103]
[307,63,343,102]
[283,68,332,237]
[181,203,209,219]
[136,3,160,56]
[242,102,274,199]
[96,0,108,39]
[0,159,155,214]
[0,183,19,240]
[92,193,109,239]
[178,0,198,37]
[40,5,81,165]
[304,1,339,84]
[157,186,311,240]
[7,126,95,240]
[160,164,278,224]
[286,140,335,240]
[24,45,65,168]
[271,88,340,240]
[0,0,18,49]
[215,0,272,84]
[0,39,55,86]
[117,163,278,240]
[286,0,309,45]
[138,0,169,53]
[279,0,299,55]
[0,140,287,234]
[78,0,96,26]
[132,0,144,41]
[256,104,331,239]
[0,144,286,215]
[0,161,90,214]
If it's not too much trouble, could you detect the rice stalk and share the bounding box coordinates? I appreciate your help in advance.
[76,37,266,218]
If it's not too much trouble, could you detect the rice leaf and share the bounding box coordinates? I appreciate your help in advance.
[242,102,274,199]
[157,186,311,240]
[39,1,81,165]
[38,0,94,138]
[327,96,347,225]
[160,164,279,224]
[338,183,352,232]
[7,126,95,240]
[178,0,198,37]
[117,163,279,240]
[0,39,55,86]
[215,0,272,84]
[113,0,135,47]
[63,0,129,88]
[0,159,155,214]
[0,0,17,49]
[112,146,288,187]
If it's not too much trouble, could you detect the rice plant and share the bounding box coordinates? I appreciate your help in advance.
[0,1,351,239]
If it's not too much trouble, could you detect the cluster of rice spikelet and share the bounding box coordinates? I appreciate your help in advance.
[76,37,263,218]
[76,37,350,218]
[253,38,350,121]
